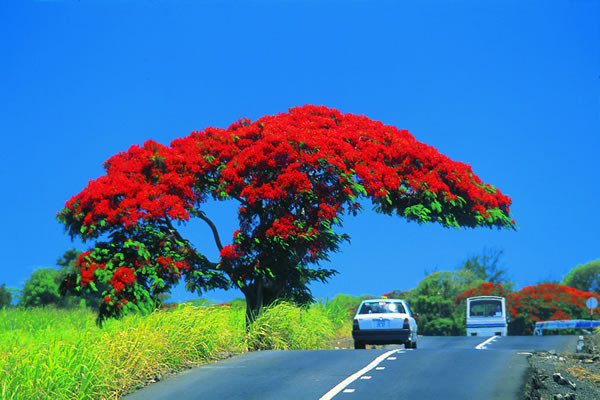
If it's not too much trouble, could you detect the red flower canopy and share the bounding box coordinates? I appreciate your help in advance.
[58,105,516,322]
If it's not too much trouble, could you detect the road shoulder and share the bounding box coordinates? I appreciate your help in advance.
[522,335,600,400]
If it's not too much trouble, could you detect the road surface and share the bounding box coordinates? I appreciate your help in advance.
[121,335,577,400]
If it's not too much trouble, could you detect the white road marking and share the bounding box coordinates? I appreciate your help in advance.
[517,352,533,355]
[387,357,397,360]
[375,366,385,370]
[475,335,499,350]
[319,349,399,400]
[342,389,355,393]
[359,376,372,380]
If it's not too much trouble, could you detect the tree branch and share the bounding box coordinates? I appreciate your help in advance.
[163,217,219,268]
[195,210,224,252]
[231,194,248,206]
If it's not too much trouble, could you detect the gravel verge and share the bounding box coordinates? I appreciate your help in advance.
[522,334,600,400]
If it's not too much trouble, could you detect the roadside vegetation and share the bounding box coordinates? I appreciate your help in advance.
[0,297,359,400]
[384,255,600,336]
[1,251,597,399]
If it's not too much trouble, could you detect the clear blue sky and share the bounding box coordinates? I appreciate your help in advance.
[1,0,598,304]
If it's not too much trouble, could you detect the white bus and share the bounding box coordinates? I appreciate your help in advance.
[466,296,508,336]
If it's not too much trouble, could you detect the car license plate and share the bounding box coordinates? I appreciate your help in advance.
[376,319,389,328]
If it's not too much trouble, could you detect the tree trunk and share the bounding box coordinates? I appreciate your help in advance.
[242,278,264,328]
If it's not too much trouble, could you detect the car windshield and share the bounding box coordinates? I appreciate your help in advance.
[469,300,503,317]
[359,301,405,314]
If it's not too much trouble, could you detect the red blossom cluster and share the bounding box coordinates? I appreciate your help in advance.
[59,105,514,241]
[156,256,189,273]
[455,282,510,304]
[110,266,136,294]
[219,245,240,260]
[506,283,600,322]
[75,250,106,287]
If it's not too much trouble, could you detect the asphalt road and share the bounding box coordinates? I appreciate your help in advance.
[121,335,577,400]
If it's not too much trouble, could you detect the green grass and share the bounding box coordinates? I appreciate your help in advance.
[0,298,355,400]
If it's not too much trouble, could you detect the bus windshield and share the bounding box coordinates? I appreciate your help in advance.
[469,299,503,317]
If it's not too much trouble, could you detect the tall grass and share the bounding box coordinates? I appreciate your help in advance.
[246,301,337,350]
[0,299,353,400]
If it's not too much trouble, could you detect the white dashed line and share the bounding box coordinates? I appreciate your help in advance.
[375,366,385,370]
[318,349,399,400]
[342,389,355,393]
[387,357,397,360]
[475,335,499,350]
[359,376,372,380]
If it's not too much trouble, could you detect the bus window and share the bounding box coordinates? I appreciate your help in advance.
[469,300,503,317]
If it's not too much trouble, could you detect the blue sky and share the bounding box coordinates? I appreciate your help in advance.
[1,0,598,304]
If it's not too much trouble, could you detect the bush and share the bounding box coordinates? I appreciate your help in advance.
[0,284,11,308]
[423,318,458,336]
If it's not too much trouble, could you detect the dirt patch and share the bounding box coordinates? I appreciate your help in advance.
[329,336,355,349]
[328,336,389,350]
[522,335,600,400]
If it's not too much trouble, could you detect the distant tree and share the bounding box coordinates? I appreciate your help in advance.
[20,268,63,307]
[56,248,82,271]
[457,249,514,291]
[328,293,374,320]
[20,248,92,308]
[561,260,600,294]
[0,284,12,308]
[536,277,561,285]
[413,270,477,299]
[410,295,463,335]
[387,250,514,336]
[57,105,516,324]
[388,271,470,335]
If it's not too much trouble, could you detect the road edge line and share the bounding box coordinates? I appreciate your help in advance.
[475,335,498,350]
[318,349,399,400]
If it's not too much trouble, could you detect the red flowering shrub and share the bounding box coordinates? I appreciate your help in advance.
[58,105,515,323]
[506,283,600,335]
[455,282,511,305]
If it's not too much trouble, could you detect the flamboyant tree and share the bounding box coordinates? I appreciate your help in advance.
[58,105,516,324]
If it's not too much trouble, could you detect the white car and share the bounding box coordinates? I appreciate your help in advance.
[352,298,418,349]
